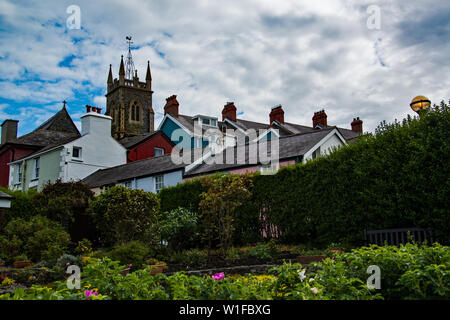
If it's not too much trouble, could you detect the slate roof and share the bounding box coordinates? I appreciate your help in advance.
[1,106,81,161]
[0,190,12,199]
[185,127,338,177]
[82,153,189,188]
[118,131,161,149]
[34,106,80,134]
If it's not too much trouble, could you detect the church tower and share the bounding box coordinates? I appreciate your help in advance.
[105,37,155,139]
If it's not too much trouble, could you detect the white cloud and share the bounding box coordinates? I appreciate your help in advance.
[0,0,449,134]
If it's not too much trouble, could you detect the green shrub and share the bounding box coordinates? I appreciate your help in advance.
[169,249,208,267]
[0,215,70,264]
[32,180,95,243]
[89,186,161,246]
[109,241,151,270]
[338,242,450,300]
[161,207,200,251]
[0,188,38,223]
[247,242,277,260]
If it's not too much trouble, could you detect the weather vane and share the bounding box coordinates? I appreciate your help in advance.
[125,36,135,80]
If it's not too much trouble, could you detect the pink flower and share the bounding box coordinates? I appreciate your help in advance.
[129,264,132,267]
[85,290,99,299]
[212,272,225,280]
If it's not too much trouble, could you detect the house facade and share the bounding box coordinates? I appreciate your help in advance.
[0,105,81,187]
[82,153,186,195]
[118,130,175,163]
[184,127,349,180]
[8,108,127,191]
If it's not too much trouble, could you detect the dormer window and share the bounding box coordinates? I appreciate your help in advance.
[195,115,218,127]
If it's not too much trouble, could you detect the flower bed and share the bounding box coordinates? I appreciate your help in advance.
[0,243,447,300]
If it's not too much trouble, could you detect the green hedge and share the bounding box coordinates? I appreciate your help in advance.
[160,102,450,246]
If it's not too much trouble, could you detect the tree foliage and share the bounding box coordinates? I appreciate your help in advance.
[89,186,161,247]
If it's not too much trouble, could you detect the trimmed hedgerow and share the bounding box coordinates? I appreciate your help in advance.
[159,101,450,247]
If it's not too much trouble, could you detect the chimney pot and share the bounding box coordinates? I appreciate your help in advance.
[164,95,179,117]
[222,102,237,122]
[269,105,285,124]
[86,105,91,113]
[1,119,19,144]
[351,117,363,134]
[312,110,327,128]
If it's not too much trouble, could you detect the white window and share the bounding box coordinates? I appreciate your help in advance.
[124,180,132,189]
[195,138,203,148]
[155,175,164,193]
[72,147,82,159]
[16,163,22,183]
[312,147,321,159]
[154,147,164,157]
[33,157,40,179]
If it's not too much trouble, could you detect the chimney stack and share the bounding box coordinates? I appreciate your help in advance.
[164,95,179,117]
[270,105,285,124]
[1,120,19,144]
[222,102,237,122]
[81,106,112,136]
[312,110,327,128]
[351,117,363,134]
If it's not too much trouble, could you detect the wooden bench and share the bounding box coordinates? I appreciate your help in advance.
[364,228,434,246]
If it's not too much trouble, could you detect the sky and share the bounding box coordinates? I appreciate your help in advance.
[0,0,449,136]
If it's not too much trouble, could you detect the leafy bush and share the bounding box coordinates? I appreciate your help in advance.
[0,188,38,224]
[109,241,151,270]
[32,180,95,243]
[337,243,450,299]
[89,186,161,246]
[247,242,278,260]
[0,215,70,264]
[199,174,253,252]
[161,207,200,251]
[169,249,208,267]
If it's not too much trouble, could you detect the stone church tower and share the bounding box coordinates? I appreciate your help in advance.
[105,52,155,139]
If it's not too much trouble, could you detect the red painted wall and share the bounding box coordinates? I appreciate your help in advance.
[0,146,36,187]
[127,132,174,163]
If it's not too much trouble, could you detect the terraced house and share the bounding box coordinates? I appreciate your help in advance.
[8,106,127,191]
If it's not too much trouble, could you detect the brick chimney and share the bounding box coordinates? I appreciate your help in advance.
[270,105,285,124]
[312,110,327,128]
[351,117,363,133]
[1,119,19,144]
[164,95,179,117]
[222,102,237,121]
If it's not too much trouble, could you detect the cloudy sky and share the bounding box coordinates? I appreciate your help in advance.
[0,0,448,136]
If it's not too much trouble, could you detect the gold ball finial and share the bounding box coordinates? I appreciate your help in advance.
[410,96,431,113]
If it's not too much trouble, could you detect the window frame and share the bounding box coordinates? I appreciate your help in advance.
[154,147,164,157]
[72,146,82,160]
[33,157,40,180]
[154,175,164,193]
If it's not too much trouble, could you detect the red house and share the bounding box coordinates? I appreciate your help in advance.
[118,130,175,163]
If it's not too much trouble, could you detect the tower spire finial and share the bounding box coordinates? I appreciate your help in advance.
[146,60,152,81]
[125,36,135,80]
[108,64,113,84]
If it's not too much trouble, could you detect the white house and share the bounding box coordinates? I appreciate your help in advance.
[8,108,127,191]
